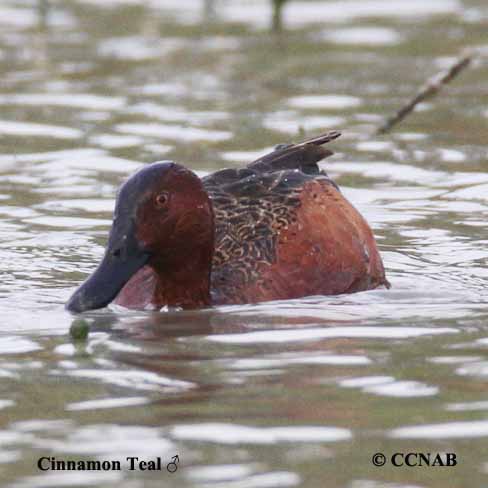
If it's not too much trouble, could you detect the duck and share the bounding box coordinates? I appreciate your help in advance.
[66,130,389,313]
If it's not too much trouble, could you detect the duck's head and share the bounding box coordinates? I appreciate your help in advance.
[66,162,213,313]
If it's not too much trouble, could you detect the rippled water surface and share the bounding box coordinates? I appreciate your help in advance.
[0,0,487,487]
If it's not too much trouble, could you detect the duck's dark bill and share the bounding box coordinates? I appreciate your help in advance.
[66,249,149,313]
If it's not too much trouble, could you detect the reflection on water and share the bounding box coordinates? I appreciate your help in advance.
[0,0,487,487]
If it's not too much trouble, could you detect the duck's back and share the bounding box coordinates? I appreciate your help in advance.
[203,131,388,305]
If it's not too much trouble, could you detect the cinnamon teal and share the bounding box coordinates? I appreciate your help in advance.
[66,131,389,312]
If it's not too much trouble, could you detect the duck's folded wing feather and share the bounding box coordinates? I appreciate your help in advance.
[247,130,340,174]
[201,130,341,191]
[202,131,342,278]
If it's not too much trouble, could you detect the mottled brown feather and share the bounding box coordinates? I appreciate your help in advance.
[209,178,387,304]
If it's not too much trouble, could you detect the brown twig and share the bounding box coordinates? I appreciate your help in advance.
[376,50,474,135]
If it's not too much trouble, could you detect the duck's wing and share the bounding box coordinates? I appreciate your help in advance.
[204,166,323,303]
[247,130,341,175]
[202,131,342,267]
[201,130,341,223]
[202,131,387,305]
[202,130,340,189]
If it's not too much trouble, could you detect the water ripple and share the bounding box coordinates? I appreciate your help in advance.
[208,326,458,345]
[390,420,488,439]
[171,423,352,444]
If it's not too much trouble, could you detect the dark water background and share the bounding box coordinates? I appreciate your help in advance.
[0,0,487,486]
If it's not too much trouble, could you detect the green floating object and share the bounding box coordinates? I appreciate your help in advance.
[70,319,90,341]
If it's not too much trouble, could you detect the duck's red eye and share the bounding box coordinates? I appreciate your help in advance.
[155,192,169,208]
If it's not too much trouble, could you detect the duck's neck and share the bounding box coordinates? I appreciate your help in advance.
[150,247,212,309]
[115,244,213,311]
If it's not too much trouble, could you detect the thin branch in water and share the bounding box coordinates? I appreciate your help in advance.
[376,50,474,135]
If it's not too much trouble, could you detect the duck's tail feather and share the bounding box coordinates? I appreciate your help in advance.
[248,130,341,175]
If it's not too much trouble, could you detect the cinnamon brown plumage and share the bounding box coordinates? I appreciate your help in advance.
[66,131,389,313]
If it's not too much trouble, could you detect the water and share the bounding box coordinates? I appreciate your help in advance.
[0,0,487,486]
